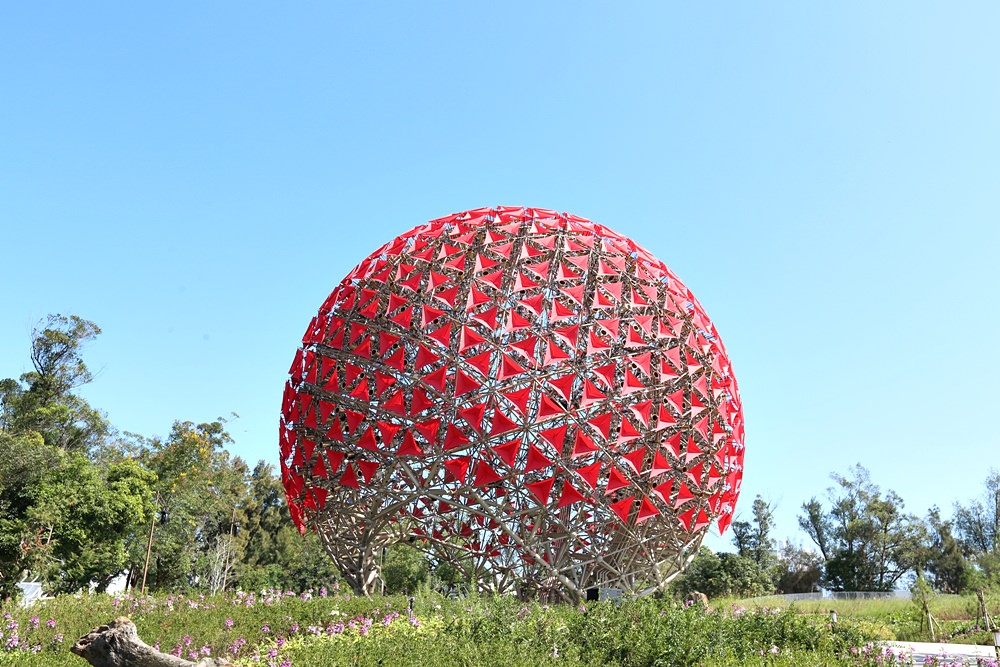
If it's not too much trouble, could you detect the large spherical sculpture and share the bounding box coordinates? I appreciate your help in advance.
[279,206,744,600]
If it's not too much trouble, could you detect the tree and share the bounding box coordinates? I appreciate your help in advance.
[0,430,52,598]
[28,455,156,593]
[0,430,155,596]
[671,547,774,599]
[235,460,340,593]
[731,495,777,572]
[774,542,822,594]
[799,464,923,591]
[131,419,242,591]
[381,543,430,594]
[0,317,149,599]
[953,470,1000,585]
[918,507,967,593]
[0,315,108,453]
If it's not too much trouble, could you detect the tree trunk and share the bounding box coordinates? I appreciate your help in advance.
[71,617,234,667]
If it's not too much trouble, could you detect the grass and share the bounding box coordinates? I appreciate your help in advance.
[3,588,999,666]
[732,592,1000,645]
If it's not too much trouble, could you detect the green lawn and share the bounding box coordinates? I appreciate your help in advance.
[2,589,994,666]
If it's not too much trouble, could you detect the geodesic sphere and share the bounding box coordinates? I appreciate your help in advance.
[279,206,744,594]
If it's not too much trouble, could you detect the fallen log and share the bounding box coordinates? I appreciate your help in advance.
[71,617,235,667]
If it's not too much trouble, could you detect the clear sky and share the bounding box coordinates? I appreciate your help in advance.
[2,3,998,553]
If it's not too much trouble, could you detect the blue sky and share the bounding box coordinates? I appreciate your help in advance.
[2,2,998,552]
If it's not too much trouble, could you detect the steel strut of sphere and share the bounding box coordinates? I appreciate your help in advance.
[279,206,745,602]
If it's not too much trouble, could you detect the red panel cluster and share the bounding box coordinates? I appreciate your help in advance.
[279,206,744,595]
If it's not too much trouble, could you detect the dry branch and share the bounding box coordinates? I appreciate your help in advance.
[71,617,234,667]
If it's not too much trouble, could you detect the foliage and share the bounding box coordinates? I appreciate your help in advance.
[0,430,155,596]
[0,590,889,667]
[954,470,1000,586]
[918,507,969,593]
[0,315,344,600]
[800,464,924,591]
[30,455,156,594]
[774,542,823,594]
[382,543,430,595]
[731,495,778,573]
[670,547,774,599]
[0,314,108,453]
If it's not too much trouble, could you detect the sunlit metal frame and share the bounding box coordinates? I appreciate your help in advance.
[279,206,744,601]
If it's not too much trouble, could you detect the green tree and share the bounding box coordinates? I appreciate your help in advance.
[0,315,108,453]
[381,543,429,594]
[774,542,822,594]
[28,455,156,593]
[731,495,777,573]
[133,419,243,591]
[0,430,52,598]
[918,507,967,593]
[671,547,774,599]
[0,431,155,596]
[0,316,151,599]
[235,460,340,593]
[953,470,1000,585]
[799,464,923,591]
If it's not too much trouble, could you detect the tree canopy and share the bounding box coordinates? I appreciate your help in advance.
[0,315,338,600]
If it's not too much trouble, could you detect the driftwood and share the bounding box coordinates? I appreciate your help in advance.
[71,617,234,667]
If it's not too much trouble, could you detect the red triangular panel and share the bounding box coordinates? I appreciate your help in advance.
[526,477,555,505]
[490,409,520,436]
[357,460,379,484]
[414,418,441,445]
[357,427,378,451]
[473,461,504,487]
[396,432,423,457]
[622,448,646,474]
[617,417,641,445]
[460,325,486,351]
[339,465,359,489]
[311,455,329,479]
[458,402,487,433]
[465,350,492,377]
[444,424,470,450]
[504,386,533,416]
[609,496,634,523]
[576,461,602,489]
[538,425,567,450]
[649,452,671,478]
[382,390,406,416]
[454,369,481,395]
[605,466,630,494]
[443,457,471,483]
[423,366,448,392]
[492,439,522,466]
[674,483,694,508]
[652,479,673,503]
[499,354,527,379]
[557,482,586,507]
[523,444,553,473]
[636,497,660,523]
[587,412,613,440]
[428,323,451,347]
[548,374,576,402]
[571,431,599,458]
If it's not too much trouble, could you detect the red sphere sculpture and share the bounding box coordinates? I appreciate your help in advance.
[279,206,744,600]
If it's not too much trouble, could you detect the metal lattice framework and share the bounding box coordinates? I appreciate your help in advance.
[279,206,745,601]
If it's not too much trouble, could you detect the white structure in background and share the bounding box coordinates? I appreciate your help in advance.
[15,579,47,607]
[104,572,129,595]
[18,572,129,606]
